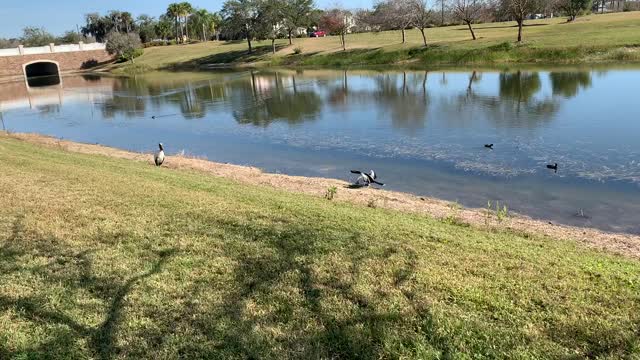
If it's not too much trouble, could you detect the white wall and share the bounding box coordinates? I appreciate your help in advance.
[0,43,106,57]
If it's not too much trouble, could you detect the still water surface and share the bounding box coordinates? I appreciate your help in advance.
[2,69,639,233]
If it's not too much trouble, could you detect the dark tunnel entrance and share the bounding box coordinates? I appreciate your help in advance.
[24,61,61,87]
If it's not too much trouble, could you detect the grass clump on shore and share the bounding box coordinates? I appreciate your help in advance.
[1,135,640,358]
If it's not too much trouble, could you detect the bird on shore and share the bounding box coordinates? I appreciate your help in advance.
[484,144,494,149]
[154,143,165,166]
[351,170,384,187]
[546,163,558,173]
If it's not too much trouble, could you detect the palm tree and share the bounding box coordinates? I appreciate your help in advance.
[191,9,215,41]
[178,2,194,42]
[167,3,182,41]
[121,12,134,33]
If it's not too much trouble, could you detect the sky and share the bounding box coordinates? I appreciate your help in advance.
[0,0,372,38]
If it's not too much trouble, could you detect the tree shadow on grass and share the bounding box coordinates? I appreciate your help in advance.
[471,23,550,30]
[162,43,289,70]
[167,214,455,359]
[0,216,176,359]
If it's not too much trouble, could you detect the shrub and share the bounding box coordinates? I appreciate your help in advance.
[105,31,143,63]
[144,40,170,48]
[488,41,514,52]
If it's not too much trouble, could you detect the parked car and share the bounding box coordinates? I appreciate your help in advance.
[309,30,327,38]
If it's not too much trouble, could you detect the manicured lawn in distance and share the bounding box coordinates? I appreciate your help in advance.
[1,135,639,358]
[115,12,640,71]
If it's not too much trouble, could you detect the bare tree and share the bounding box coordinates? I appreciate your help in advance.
[374,0,413,44]
[389,0,414,44]
[436,0,448,25]
[501,0,539,41]
[452,0,483,40]
[354,8,379,32]
[410,0,433,47]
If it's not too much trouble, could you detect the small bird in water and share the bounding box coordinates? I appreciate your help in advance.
[547,163,558,173]
[151,116,156,119]
[351,170,384,187]
[484,144,494,149]
[154,143,165,166]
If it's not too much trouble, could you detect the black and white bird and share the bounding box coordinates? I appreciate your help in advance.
[154,143,165,166]
[546,163,558,173]
[351,170,384,186]
[484,144,494,149]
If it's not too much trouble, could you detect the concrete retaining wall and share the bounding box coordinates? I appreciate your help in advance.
[0,48,113,77]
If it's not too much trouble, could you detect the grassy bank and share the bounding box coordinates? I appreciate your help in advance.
[112,12,640,73]
[1,135,640,358]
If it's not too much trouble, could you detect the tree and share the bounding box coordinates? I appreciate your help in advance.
[221,0,264,53]
[167,3,183,41]
[371,0,414,43]
[58,30,94,44]
[137,15,158,43]
[156,15,175,40]
[82,13,112,42]
[556,0,592,21]
[261,0,286,53]
[108,11,134,33]
[320,8,352,51]
[353,9,377,32]
[189,9,217,41]
[211,12,223,40]
[21,27,56,46]
[390,0,414,43]
[410,0,433,46]
[0,38,20,49]
[81,11,134,42]
[105,32,142,63]
[436,0,448,25]
[178,2,195,41]
[121,12,135,33]
[452,0,483,40]
[500,0,539,41]
[281,0,315,45]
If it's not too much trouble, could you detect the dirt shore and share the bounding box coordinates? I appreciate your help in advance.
[5,131,640,259]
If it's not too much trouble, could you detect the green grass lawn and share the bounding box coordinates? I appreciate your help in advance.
[1,136,640,359]
[114,12,640,72]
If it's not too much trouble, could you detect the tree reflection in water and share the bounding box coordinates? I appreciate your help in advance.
[92,69,593,132]
[445,70,561,129]
[372,71,430,134]
[549,71,592,98]
[232,71,323,126]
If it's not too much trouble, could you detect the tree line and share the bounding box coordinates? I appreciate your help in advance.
[0,27,95,49]
[1,0,605,54]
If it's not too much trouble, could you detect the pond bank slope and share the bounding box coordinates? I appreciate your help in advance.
[1,132,639,358]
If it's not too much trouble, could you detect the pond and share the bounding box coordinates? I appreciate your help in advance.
[1,68,639,234]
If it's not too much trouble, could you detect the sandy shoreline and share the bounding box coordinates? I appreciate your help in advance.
[4,131,640,259]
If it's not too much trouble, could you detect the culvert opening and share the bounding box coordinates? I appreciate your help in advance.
[24,61,60,87]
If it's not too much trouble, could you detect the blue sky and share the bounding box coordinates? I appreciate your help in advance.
[0,0,373,38]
